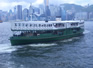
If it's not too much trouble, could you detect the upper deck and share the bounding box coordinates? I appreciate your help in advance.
[11,20,84,31]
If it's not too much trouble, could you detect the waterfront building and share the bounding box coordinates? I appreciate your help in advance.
[44,0,51,20]
[49,5,57,20]
[66,10,75,20]
[14,6,16,14]
[56,6,61,19]
[60,6,66,20]
[75,12,87,20]
[39,4,44,15]
[1,11,8,21]
[22,8,29,21]
[29,4,34,15]
[33,7,40,14]
[29,4,34,20]
[16,5,22,20]
[89,12,93,20]
[0,10,2,21]
[8,10,13,21]
[13,6,17,20]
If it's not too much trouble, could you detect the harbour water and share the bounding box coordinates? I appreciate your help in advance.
[0,21,93,68]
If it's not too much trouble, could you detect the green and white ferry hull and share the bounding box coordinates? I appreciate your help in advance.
[10,21,84,45]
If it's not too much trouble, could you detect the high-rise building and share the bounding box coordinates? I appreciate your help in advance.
[29,4,34,16]
[22,8,29,21]
[17,5,22,20]
[44,0,49,6]
[44,0,51,20]
[39,5,44,15]
[14,6,16,14]
[75,12,87,20]
[60,6,66,20]
[0,10,2,20]
[29,4,34,20]
[13,6,17,20]
[8,9,13,20]
[56,6,61,17]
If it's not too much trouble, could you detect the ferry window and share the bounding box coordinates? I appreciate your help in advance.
[54,24,57,27]
[59,23,61,26]
[50,24,52,27]
[60,24,64,27]
[42,24,44,27]
[49,24,51,27]
[71,23,78,26]
[26,24,28,27]
[23,23,24,26]
[34,24,36,27]
[62,24,64,27]
[19,23,21,26]
[76,23,78,25]
[36,24,37,27]
[39,24,41,27]
[81,22,84,24]
[71,23,74,26]
[44,24,46,27]
[47,24,49,27]
[30,24,32,27]
[34,24,37,27]
[71,23,73,26]
[48,24,52,27]
[33,24,35,27]
[15,23,17,26]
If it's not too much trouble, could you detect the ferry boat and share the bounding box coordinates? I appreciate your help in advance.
[10,20,84,45]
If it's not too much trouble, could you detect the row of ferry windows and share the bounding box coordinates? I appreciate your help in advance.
[15,23,53,27]
[71,22,84,26]
[15,23,65,27]
[15,23,80,27]
[71,23,78,26]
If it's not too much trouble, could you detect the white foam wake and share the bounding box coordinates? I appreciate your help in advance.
[83,30,90,34]
[0,43,17,54]
[61,37,80,43]
[28,43,57,47]
[0,43,57,53]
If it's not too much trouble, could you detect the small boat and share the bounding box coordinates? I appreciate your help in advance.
[0,20,2,23]
[10,20,84,45]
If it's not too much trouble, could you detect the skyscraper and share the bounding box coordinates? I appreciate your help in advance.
[39,5,44,15]
[29,4,34,20]
[14,6,16,13]
[44,0,51,20]
[44,0,49,6]
[22,8,29,21]
[17,5,22,20]
[60,6,66,20]
[29,4,34,16]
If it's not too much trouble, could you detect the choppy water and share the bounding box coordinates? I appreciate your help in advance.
[0,21,93,68]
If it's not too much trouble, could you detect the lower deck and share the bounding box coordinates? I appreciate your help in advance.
[10,28,84,45]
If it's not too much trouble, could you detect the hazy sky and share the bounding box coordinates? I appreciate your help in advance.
[0,0,92,11]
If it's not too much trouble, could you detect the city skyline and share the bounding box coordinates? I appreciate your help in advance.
[0,0,93,22]
[0,0,93,11]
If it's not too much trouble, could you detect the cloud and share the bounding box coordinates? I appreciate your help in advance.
[32,0,44,6]
[0,0,43,11]
[0,1,30,11]
[0,0,93,11]
[0,0,37,11]
[0,0,36,3]
[49,0,92,6]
